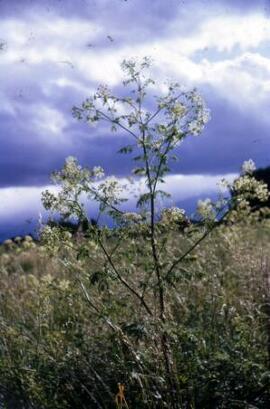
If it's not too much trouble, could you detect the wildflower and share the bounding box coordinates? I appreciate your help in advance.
[188,91,211,136]
[1,254,10,263]
[24,235,33,242]
[41,190,58,211]
[58,279,70,291]
[3,239,13,247]
[41,274,54,285]
[241,159,256,175]
[40,225,71,253]
[122,212,143,223]
[233,175,269,202]
[98,176,127,207]
[92,166,104,179]
[22,241,36,250]
[188,120,201,136]
[197,198,215,219]
[171,103,186,117]
[160,207,186,224]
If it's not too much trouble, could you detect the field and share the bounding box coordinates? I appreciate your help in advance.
[0,213,270,408]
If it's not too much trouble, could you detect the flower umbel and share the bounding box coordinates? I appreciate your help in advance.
[241,159,256,175]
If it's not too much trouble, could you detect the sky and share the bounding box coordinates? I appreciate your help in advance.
[0,0,270,240]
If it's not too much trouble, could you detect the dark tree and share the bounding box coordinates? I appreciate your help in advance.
[251,166,270,210]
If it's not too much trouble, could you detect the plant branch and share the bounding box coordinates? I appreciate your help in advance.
[164,206,232,282]
[96,109,138,139]
[97,238,153,316]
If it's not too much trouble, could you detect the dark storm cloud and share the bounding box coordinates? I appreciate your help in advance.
[0,0,269,187]
[175,95,270,174]
[0,112,64,188]
[0,86,134,188]
[1,87,268,189]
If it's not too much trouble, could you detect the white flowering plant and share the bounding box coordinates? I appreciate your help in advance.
[41,58,269,408]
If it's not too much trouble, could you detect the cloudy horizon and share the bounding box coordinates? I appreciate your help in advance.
[0,0,269,240]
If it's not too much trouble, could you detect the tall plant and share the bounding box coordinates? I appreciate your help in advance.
[41,58,269,408]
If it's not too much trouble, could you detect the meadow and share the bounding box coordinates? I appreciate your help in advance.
[0,210,270,408]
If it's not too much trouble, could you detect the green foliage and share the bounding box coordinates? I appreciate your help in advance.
[248,165,270,210]
[0,219,270,408]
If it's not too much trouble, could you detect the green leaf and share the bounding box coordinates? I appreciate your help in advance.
[133,155,146,162]
[133,167,146,176]
[137,192,152,207]
[155,190,171,199]
[117,145,133,154]
[121,321,147,340]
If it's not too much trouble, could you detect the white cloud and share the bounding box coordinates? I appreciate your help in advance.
[0,186,47,219]
[0,91,16,116]
[32,104,67,136]
[51,77,92,94]
[196,52,270,117]
[175,13,270,54]
[1,11,269,85]
[161,173,237,201]
[66,13,270,113]
[1,15,102,64]
[120,173,237,209]
[1,10,269,111]
[0,173,237,220]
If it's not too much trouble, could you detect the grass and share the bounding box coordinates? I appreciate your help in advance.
[0,215,270,408]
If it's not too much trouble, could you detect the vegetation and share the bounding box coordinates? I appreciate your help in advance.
[0,59,270,408]
[251,166,270,210]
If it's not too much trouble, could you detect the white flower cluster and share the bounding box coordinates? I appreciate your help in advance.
[233,176,269,202]
[3,239,13,247]
[160,207,186,224]
[122,212,143,223]
[52,156,85,185]
[98,176,126,207]
[241,159,256,175]
[58,279,71,292]
[52,157,104,189]
[40,225,72,253]
[171,102,186,118]
[41,190,58,211]
[42,157,106,220]
[188,92,211,136]
[92,166,105,179]
[197,198,215,219]
[3,235,35,250]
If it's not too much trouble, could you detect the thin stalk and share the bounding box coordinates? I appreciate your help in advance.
[164,205,232,282]
[141,125,180,408]
[98,238,153,316]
